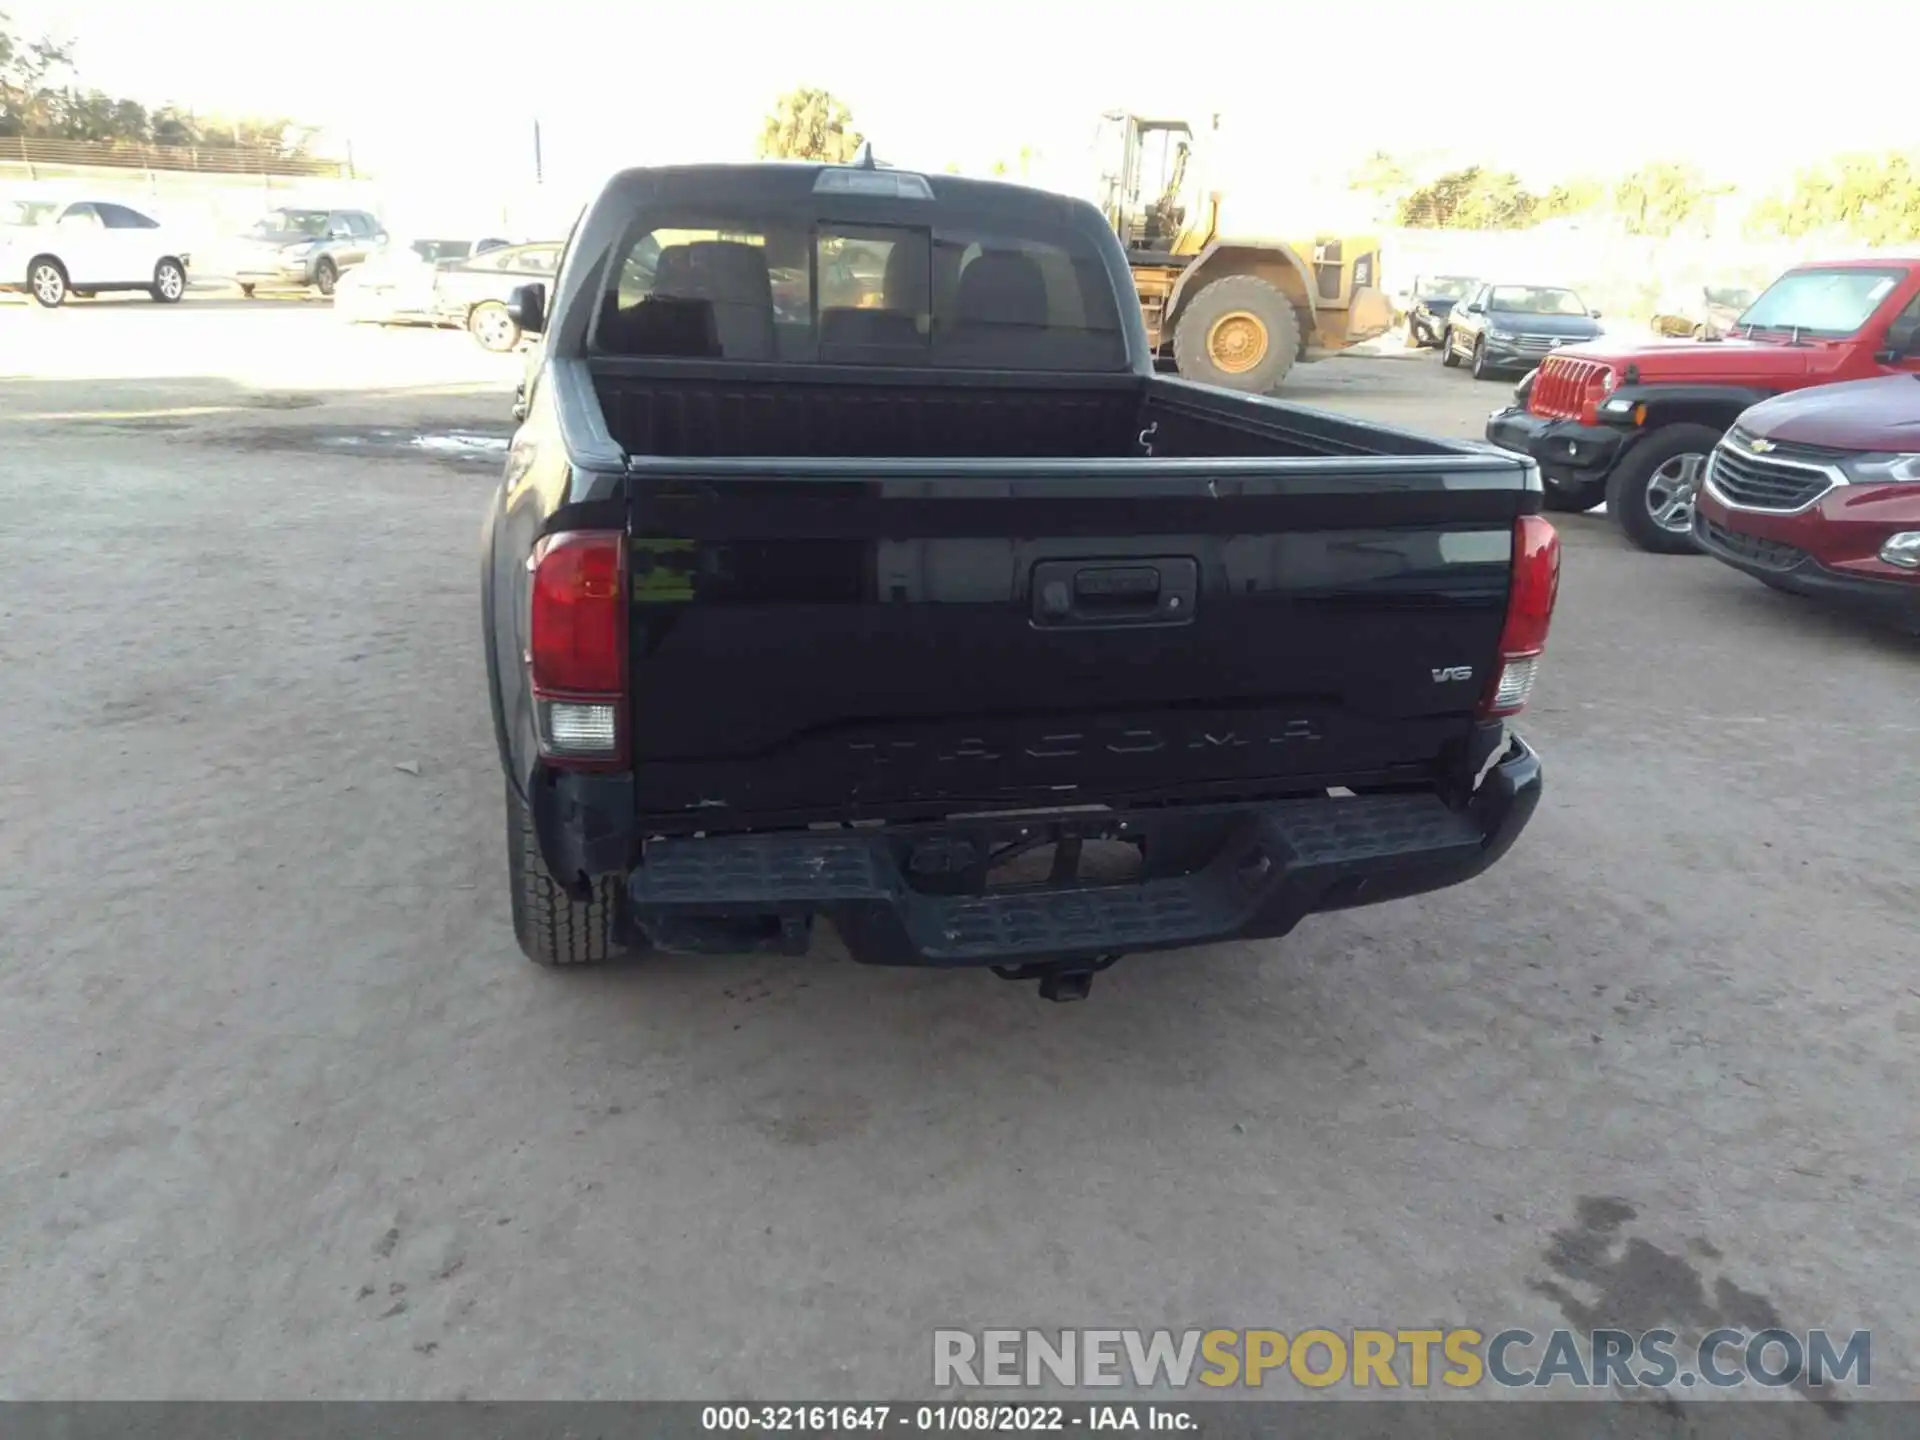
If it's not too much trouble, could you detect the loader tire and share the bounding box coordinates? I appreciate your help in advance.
[1172,274,1301,394]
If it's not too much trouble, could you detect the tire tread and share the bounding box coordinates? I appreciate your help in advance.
[506,780,623,967]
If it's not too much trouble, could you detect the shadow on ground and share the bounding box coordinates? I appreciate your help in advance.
[0,374,516,466]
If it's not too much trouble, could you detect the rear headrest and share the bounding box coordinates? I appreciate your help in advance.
[882,241,931,313]
[953,251,1048,327]
[650,244,696,294]
[638,240,775,360]
[654,240,774,310]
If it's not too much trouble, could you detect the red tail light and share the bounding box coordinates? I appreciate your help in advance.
[1478,515,1560,719]
[528,530,627,766]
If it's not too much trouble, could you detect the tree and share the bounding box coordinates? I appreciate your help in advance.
[988,145,1041,182]
[44,87,141,143]
[1348,150,1413,198]
[1747,152,1920,247]
[1397,166,1538,230]
[1346,150,1418,225]
[0,10,75,136]
[1613,162,1712,237]
[1,12,315,153]
[1536,177,1604,222]
[757,87,864,163]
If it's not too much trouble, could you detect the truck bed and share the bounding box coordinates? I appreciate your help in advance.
[587,361,1533,832]
[593,366,1460,460]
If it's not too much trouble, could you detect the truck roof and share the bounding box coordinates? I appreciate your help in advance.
[595,161,1089,221]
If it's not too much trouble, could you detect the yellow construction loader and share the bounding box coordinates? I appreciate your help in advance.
[1095,112,1393,393]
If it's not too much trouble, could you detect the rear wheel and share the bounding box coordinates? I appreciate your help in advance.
[1439,328,1460,367]
[505,778,626,967]
[1171,274,1302,393]
[28,257,68,307]
[1606,422,1721,555]
[150,258,186,303]
[314,258,338,297]
[469,300,522,353]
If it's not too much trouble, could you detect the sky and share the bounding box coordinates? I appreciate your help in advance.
[13,0,1920,211]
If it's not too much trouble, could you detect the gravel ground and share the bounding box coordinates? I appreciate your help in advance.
[2,299,1916,1405]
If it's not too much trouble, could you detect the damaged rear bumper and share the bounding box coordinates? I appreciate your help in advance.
[620,736,1543,967]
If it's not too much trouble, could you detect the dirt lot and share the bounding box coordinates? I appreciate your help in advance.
[2,299,1917,1402]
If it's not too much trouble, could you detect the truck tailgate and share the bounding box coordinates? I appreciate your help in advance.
[625,456,1530,825]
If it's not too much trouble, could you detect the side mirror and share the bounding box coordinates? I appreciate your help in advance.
[1590,308,1603,318]
[508,282,547,336]
[1465,302,1484,314]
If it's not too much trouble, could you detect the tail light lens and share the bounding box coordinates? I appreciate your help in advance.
[1479,515,1560,719]
[528,530,626,766]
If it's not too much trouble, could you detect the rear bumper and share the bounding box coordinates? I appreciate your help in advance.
[1486,405,1633,480]
[616,737,1543,967]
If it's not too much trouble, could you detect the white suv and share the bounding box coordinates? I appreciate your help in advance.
[0,198,192,308]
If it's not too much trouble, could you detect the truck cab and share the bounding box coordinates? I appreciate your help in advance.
[1486,256,1920,553]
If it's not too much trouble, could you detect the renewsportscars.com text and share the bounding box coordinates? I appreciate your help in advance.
[933,1327,1870,1392]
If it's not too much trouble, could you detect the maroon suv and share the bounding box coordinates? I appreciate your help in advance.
[1693,373,1920,624]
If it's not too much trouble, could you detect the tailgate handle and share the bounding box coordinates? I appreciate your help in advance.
[1075,566,1160,604]
[1031,558,1197,629]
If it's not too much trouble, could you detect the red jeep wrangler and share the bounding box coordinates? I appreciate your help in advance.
[1487,256,1920,553]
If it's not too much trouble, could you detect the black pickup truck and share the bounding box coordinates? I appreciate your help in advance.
[480,160,1559,1000]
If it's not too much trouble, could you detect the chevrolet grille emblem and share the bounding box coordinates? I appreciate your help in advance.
[1749,437,1776,453]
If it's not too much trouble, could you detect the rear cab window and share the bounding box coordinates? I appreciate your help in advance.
[590,170,1127,371]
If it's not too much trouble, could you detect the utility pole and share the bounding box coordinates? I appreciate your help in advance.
[533,119,543,184]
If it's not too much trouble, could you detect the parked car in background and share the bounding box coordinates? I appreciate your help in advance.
[1404,275,1479,348]
[230,207,387,297]
[431,240,564,351]
[0,197,191,307]
[1652,283,1759,340]
[1694,373,1920,629]
[1442,283,1603,379]
[333,235,514,327]
[1487,256,1920,553]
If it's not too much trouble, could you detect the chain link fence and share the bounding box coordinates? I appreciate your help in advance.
[0,136,350,179]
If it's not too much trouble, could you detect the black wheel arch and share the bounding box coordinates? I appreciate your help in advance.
[1609,383,1774,433]
[478,488,518,793]
[1163,242,1319,344]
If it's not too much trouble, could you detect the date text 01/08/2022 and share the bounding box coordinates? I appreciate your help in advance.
[699,1403,1197,1431]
